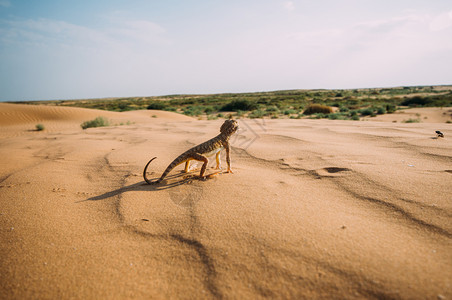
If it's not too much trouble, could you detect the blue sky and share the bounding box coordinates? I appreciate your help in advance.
[1,0,451,101]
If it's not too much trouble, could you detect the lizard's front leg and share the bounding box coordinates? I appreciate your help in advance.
[215,152,222,170]
[225,143,233,173]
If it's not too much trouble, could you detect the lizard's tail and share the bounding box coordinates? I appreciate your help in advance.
[143,157,160,184]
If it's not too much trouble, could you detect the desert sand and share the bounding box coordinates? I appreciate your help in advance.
[0,103,451,299]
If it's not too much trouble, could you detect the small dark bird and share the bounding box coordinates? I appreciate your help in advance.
[436,131,444,138]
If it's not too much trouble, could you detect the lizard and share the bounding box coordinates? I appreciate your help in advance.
[143,119,239,184]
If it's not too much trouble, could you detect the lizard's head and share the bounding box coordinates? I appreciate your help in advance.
[220,119,239,135]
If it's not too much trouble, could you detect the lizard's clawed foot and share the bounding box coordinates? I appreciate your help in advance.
[226,169,234,174]
[207,170,223,178]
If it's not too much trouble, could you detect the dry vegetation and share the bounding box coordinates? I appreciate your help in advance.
[12,85,452,120]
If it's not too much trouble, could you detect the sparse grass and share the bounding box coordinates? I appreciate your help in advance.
[249,109,265,119]
[402,118,422,123]
[35,124,45,131]
[81,117,110,129]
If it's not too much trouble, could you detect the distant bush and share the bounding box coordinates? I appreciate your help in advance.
[203,106,215,114]
[401,95,452,107]
[183,105,203,116]
[401,96,429,106]
[266,106,279,112]
[376,106,386,114]
[328,113,348,120]
[147,101,168,110]
[303,104,333,115]
[360,108,375,116]
[35,124,45,131]
[81,117,110,129]
[402,118,421,123]
[220,99,258,112]
[283,109,297,115]
[386,104,397,113]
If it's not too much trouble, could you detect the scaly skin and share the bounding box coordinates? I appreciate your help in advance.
[143,119,238,184]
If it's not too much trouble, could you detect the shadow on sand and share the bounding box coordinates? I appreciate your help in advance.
[80,172,202,203]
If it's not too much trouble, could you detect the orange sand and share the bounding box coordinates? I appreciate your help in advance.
[0,103,451,299]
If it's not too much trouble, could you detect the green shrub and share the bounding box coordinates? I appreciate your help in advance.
[203,106,215,114]
[303,104,333,115]
[35,124,45,131]
[283,109,297,115]
[328,113,348,120]
[147,101,168,110]
[183,105,203,116]
[266,106,279,112]
[81,117,110,129]
[376,106,386,114]
[386,104,397,113]
[220,99,258,111]
[401,96,429,106]
[360,108,374,116]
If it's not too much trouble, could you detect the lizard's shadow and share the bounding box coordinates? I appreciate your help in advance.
[81,172,202,203]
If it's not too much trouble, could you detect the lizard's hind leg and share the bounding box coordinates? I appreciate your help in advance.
[183,160,191,173]
[191,154,209,178]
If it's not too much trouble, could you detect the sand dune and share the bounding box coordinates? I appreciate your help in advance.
[366,107,452,123]
[0,103,451,299]
[0,103,192,138]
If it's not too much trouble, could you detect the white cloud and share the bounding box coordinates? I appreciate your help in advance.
[283,1,295,11]
[429,10,452,31]
[1,17,170,50]
[109,20,170,46]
